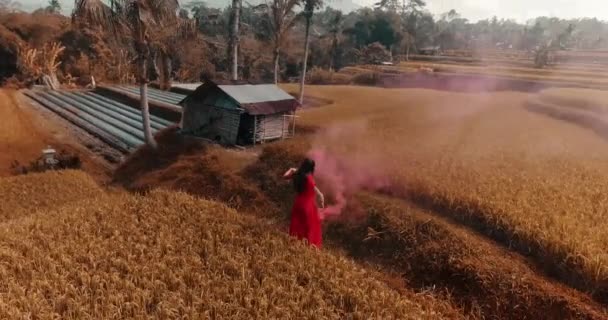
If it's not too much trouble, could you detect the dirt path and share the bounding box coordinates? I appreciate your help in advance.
[0,89,47,174]
[0,89,111,182]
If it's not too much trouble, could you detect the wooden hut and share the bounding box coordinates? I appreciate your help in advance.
[178,80,299,146]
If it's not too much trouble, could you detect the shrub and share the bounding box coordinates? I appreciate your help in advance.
[361,42,391,65]
[331,72,353,84]
[307,67,352,85]
[352,71,382,86]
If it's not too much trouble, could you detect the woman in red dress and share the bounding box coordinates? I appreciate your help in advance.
[283,158,325,248]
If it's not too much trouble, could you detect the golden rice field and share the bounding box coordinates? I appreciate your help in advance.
[536,88,608,113]
[247,140,608,318]
[0,171,454,319]
[285,84,608,300]
[0,170,101,222]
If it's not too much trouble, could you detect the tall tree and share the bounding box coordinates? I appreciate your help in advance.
[258,0,300,84]
[156,15,197,90]
[376,0,426,57]
[187,2,223,37]
[298,0,322,103]
[402,0,426,55]
[328,10,343,71]
[557,23,575,48]
[370,12,399,50]
[346,20,371,48]
[47,0,61,13]
[73,0,184,149]
[375,0,425,15]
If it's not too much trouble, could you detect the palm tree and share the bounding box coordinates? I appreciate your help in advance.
[73,0,184,149]
[297,0,322,104]
[258,0,300,84]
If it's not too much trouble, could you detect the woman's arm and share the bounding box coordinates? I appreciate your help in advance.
[314,186,325,208]
[283,168,297,179]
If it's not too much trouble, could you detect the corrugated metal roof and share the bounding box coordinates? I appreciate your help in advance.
[242,100,298,115]
[179,80,300,115]
[218,84,295,104]
[172,83,202,91]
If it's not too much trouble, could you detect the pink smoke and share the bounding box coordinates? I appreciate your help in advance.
[307,123,391,220]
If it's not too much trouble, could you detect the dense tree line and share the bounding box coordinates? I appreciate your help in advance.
[183,0,608,75]
[3,0,607,84]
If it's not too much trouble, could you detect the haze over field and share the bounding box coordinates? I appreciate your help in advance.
[359,0,608,22]
[15,0,608,22]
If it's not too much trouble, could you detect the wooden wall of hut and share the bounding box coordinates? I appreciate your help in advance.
[214,108,241,145]
[181,101,241,145]
[236,113,289,145]
[181,102,212,134]
[255,113,289,142]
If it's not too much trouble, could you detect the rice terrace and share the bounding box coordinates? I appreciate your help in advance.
[2,0,608,318]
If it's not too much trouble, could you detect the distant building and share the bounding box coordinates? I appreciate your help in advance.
[419,46,441,56]
[178,80,299,146]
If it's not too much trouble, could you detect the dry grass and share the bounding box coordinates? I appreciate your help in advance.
[537,88,608,113]
[0,174,445,318]
[114,128,271,215]
[0,169,102,223]
[282,84,608,301]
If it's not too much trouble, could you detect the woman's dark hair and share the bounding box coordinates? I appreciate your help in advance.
[293,158,315,193]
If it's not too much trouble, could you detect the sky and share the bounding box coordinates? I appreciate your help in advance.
[12,0,608,23]
[354,0,608,22]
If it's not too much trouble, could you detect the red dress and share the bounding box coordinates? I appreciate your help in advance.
[289,174,322,247]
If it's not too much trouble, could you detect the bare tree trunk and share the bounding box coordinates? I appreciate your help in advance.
[273,46,280,84]
[231,0,240,80]
[151,50,160,81]
[330,34,339,71]
[232,41,238,80]
[298,17,312,104]
[118,60,123,83]
[160,52,172,90]
[406,43,410,61]
[139,57,157,149]
[329,41,335,72]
